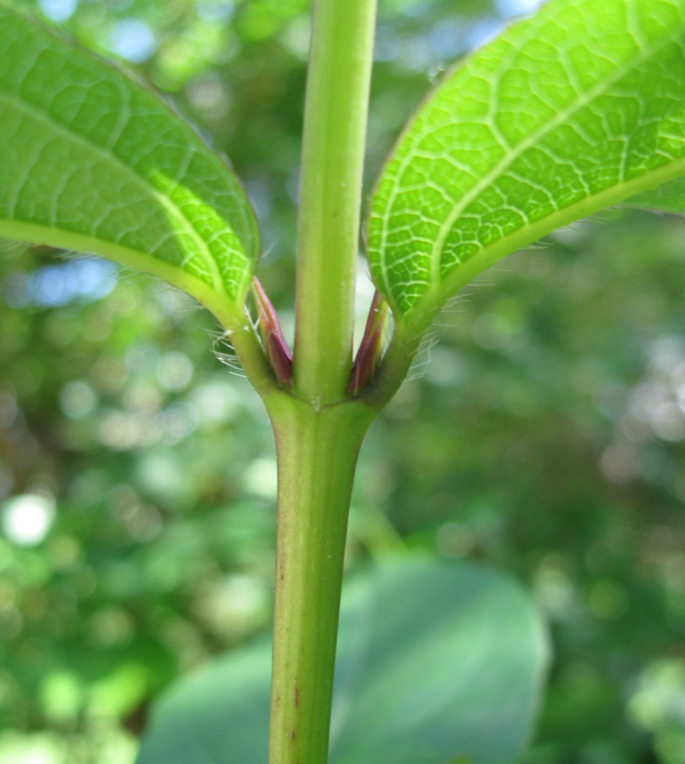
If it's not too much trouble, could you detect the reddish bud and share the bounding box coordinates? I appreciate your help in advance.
[347,291,389,395]
[252,278,293,387]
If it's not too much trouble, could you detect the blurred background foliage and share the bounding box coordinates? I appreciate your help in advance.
[2,0,685,762]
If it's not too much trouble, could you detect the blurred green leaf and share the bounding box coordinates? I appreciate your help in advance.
[137,560,548,764]
[0,5,260,325]
[368,0,685,319]
[626,176,685,213]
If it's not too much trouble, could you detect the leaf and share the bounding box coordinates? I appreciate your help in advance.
[0,5,260,325]
[136,561,548,764]
[368,0,685,322]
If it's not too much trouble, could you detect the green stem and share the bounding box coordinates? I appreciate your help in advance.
[293,0,378,404]
[267,398,374,764]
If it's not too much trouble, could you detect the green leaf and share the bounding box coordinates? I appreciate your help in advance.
[368,0,685,322]
[0,5,259,325]
[136,561,548,764]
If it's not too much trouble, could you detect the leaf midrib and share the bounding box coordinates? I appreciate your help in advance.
[425,21,685,284]
[0,85,233,295]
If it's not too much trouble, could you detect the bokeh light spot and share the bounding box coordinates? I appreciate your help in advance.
[1,494,56,547]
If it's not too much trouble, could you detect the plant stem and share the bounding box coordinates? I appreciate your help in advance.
[266,2,380,759]
[267,398,373,764]
[293,0,378,404]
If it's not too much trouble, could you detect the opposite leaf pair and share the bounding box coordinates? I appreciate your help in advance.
[3,0,685,387]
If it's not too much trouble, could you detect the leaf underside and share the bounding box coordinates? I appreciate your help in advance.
[368,0,685,319]
[136,561,548,764]
[0,5,259,322]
